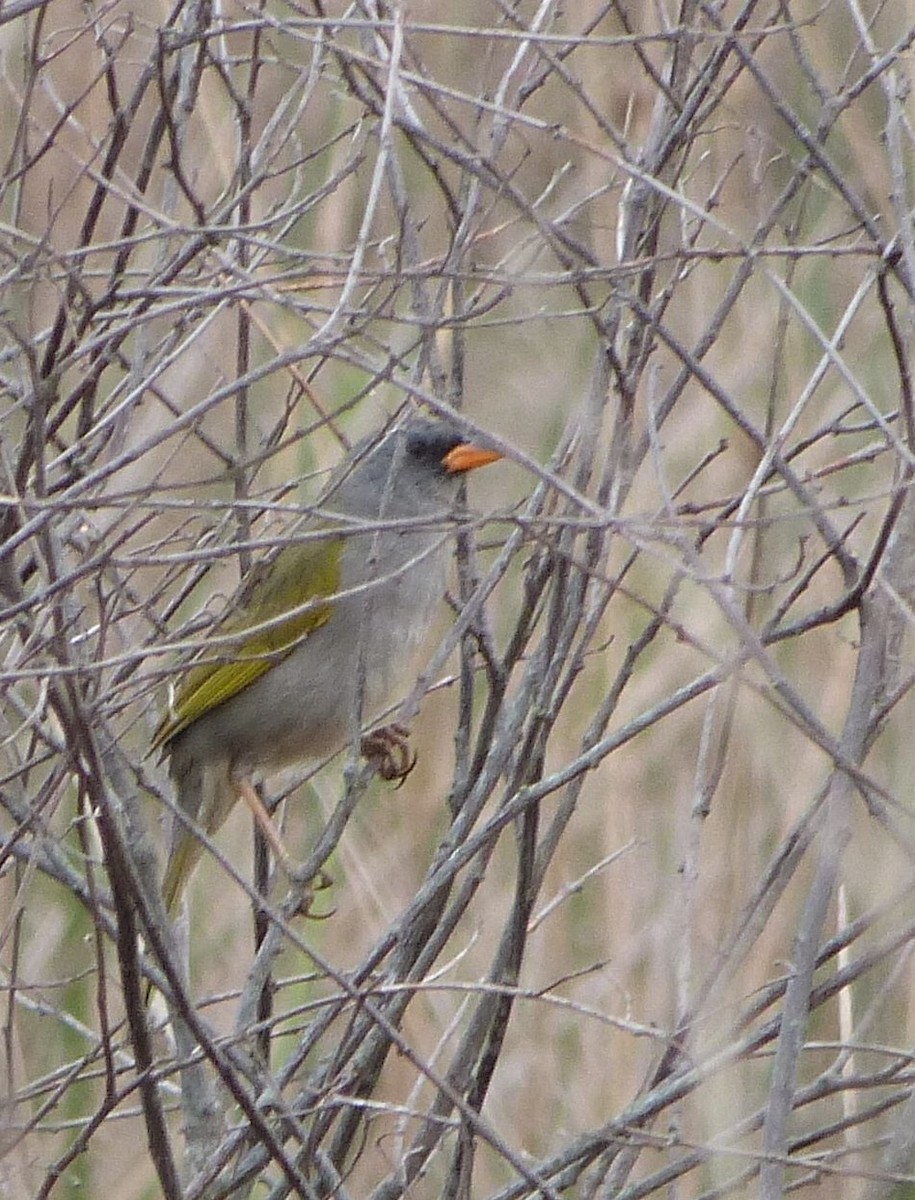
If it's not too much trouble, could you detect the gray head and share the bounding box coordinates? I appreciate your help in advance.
[329,418,502,520]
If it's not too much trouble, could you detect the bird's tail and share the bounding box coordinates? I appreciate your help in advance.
[145,755,210,1008]
[160,752,211,916]
[161,827,204,917]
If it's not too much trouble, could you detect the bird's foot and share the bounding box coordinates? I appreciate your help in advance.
[290,867,335,919]
[361,723,417,786]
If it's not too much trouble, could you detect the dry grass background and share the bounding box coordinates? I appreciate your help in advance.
[3,1,915,1198]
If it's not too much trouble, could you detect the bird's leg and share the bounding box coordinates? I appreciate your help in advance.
[232,775,331,912]
[234,776,294,874]
[360,722,417,786]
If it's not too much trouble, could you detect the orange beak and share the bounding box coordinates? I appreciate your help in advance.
[443,443,503,474]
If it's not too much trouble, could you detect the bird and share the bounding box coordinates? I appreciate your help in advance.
[152,416,503,913]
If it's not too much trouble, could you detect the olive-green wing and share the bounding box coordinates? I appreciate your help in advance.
[153,535,342,750]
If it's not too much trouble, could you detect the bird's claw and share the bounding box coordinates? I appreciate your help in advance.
[288,866,334,918]
[361,723,417,786]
